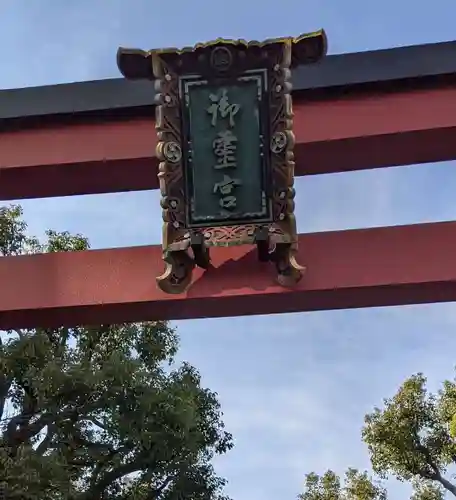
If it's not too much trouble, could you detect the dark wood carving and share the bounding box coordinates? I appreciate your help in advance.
[117,32,327,294]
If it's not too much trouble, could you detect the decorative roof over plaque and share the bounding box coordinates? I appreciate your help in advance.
[117,31,327,80]
[117,32,327,294]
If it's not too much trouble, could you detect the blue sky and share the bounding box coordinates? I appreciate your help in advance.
[2,1,456,498]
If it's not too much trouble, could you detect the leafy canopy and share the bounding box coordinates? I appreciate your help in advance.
[0,205,233,500]
[301,371,456,499]
[299,469,386,500]
[363,373,456,497]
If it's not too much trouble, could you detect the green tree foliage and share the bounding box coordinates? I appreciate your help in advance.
[298,469,386,500]
[301,372,456,500]
[363,373,456,497]
[0,205,232,499]
[299,469,446,500]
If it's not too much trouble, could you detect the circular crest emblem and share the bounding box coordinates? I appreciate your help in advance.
[270,132,288,154]
[163,141,182,163]
[210,46,233,72]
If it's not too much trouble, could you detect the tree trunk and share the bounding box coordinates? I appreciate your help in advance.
[438,475,456,496]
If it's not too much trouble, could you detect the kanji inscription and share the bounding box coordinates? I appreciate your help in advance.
[117,31,327,293]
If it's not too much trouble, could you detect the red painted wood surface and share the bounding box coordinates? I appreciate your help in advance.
[2,221,456,329]
[1,87,456,199]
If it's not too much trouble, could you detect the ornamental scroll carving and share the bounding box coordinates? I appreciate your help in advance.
[117,31,327,294]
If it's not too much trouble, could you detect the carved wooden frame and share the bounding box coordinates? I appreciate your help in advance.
[117,31,327,294]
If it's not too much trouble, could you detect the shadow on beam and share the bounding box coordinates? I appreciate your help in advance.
[1,221,456,328]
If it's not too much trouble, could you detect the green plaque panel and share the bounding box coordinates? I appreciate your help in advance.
[117,32,327,293]
[181,74,272,227]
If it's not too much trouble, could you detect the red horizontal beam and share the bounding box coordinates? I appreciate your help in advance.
[1,86,456,200]
[1,221,456,329]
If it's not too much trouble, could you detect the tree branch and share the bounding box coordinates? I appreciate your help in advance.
[416,441,440,477]
[146,474,175,500]
[85,325,110,363]
[88,418,108,432]
[35,423,57,456]
[0,336,12,422]
[12,329,25,340]
[435,475,456,497]
[0,376,11,422]
[414,439,456,496]
[3,375,45,449]
[88,461,106,491]
[6,411,53,449]
[82,452,151,500]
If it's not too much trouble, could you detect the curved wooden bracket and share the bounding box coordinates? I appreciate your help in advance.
[156,232,211,294]
[254,226,270,263]
[190,232,211,270]
[271,242,305,287]
[254,228,304,286]
[156,250,195,295]
[120,33,325,295]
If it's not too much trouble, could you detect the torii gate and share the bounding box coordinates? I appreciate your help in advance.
[1,33,456,329]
